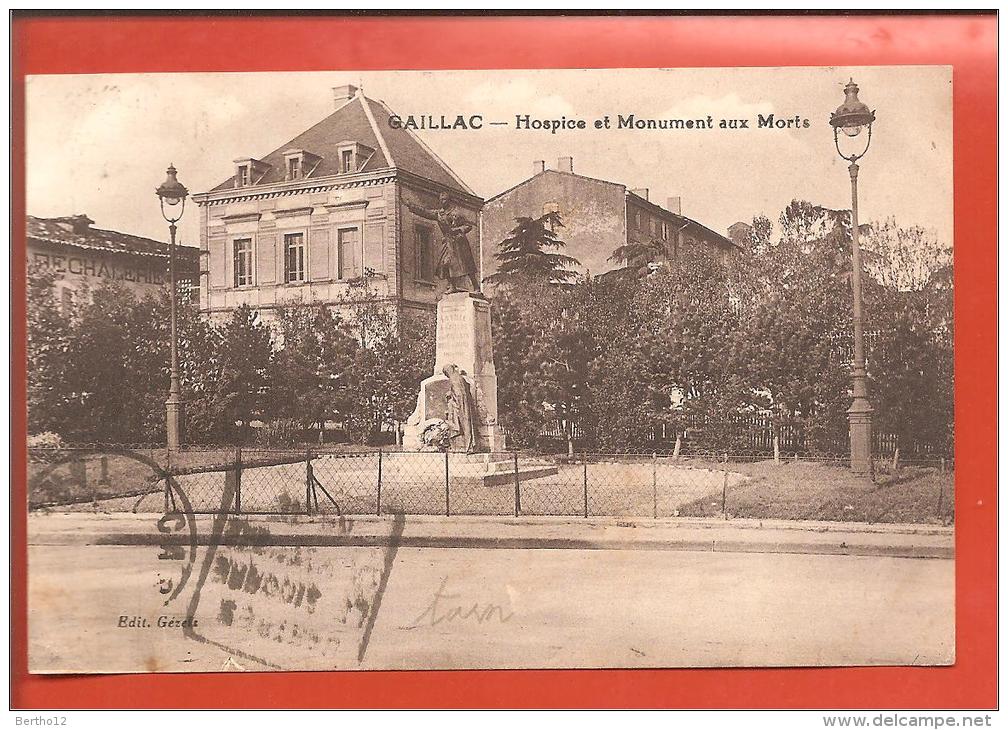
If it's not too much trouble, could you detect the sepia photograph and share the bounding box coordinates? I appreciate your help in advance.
[23,65,956,674]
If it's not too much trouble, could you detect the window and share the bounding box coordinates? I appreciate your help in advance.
[60,287,72,312]
[287,157,301,180]
[178,278,197,304]
[661,221,669,240]
[650,217,658,235]
[415,227,434,282]
[338,228,361,280]
[341,149,354,174]
[634,209,643,229]
[238,165,250,187]
[542,201,560,216]
[233,238,253,287]
[284,232,306,283]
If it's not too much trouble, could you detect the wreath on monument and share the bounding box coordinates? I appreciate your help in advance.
[420,418,454,451]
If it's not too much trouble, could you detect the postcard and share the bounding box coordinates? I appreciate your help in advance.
[25,66,954,673]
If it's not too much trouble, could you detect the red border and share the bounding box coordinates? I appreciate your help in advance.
[10,13,996,709]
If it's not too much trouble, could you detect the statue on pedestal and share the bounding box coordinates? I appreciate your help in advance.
[407,192,481,293]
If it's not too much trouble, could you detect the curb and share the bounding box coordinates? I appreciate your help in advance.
[28,514,953,560]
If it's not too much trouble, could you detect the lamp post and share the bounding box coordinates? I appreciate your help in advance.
[155,164,189,450]
[830,79,876,475]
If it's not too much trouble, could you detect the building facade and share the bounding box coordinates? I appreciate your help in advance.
[192,86,483,325]
[27,214,200,310]
[480,157,743,281]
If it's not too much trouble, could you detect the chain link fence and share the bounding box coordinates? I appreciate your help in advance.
[27,444,955,525]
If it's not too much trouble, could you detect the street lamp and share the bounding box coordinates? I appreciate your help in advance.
[155,164,189,450]
[830,79,876,475]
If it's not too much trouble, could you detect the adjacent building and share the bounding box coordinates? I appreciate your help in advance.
[192,85,483,324]
[480,157,744,281]
[27,214,200,310]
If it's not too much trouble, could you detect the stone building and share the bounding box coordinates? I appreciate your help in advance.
[480,157,743,281]
[27,214,200,311]
[192,85,483,324]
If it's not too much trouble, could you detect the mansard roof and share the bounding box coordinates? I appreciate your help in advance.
[209,91,475,197]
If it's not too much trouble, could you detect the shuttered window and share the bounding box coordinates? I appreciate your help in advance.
[338,228,361,280]
[415,226,434,282]
[284,232,306,283]
[233,238,253,287]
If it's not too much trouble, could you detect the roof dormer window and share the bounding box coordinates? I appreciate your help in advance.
[335,141,374,176]
[282,149,321,182]
[233,158,271,189]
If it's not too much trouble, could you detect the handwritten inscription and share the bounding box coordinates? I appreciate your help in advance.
[407,577,514,628]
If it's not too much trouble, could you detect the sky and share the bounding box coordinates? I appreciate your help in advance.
[25,66,952,250]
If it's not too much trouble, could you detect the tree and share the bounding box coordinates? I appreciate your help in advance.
[271,302,359,443]
[335,282,435,444]
[862,220,954,458]
[26,263,74,436]
[490,293,543,446]
[608,237,672,278]
[214,304,274,441]
[485,211,580,289]
[62,283,147,442]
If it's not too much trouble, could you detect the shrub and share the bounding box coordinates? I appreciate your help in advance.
[256,418,300,447]
[28,432,63,449]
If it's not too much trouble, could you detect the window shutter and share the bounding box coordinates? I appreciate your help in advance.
[310,228,329,280]
[209,238,226,288]
[257,233,276,285]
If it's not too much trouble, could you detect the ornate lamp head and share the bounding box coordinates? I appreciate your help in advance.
[830,79,876,137]
[156,164,189,222]
[830,80,876,162]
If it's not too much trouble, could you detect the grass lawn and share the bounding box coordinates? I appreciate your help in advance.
[677,459,954,525]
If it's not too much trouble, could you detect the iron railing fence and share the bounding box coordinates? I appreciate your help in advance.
[531,416,952,460]
[28,445,955,524]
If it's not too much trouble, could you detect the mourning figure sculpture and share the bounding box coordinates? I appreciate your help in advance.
[443,364,478,453]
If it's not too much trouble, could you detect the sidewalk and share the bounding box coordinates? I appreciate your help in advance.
[27,511,953,559]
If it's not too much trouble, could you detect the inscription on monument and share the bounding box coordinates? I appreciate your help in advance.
[437,307,471,368]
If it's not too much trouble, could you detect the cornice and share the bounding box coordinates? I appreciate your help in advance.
[193,171,395,207]
[192,168,483,208]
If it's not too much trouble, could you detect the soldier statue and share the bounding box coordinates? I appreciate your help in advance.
[407,192,481,293]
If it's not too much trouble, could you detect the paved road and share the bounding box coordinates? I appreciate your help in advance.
[28,539,953,672]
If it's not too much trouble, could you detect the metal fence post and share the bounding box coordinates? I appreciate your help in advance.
[936,475,944,519]
[305,446,313,516]
[164,447,171,513]
[721,452,728,520]
[583,461,589,518]
[444,451,450,517]
[513,453,521,517]
[376,449,383,516]
[234,445,242,515]
[652,452,658,519]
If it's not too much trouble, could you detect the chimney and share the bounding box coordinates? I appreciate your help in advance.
[533,160,545,175]
[631,188,649,201]
[56,214,94,235]
[667,196,682,214]
[332,84,359,108]
[557,156,573,173]
[728,221,753,250]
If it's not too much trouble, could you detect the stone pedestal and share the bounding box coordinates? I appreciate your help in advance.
[404,292,507,453]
